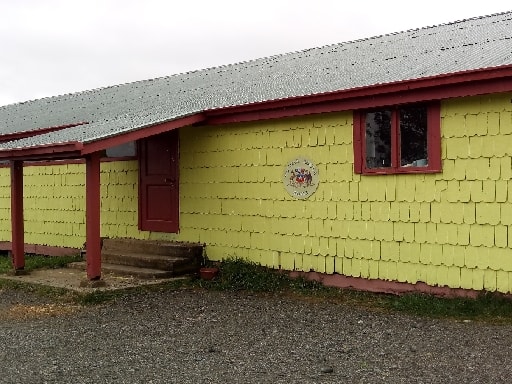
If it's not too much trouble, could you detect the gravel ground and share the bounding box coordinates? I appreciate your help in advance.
[1,287,512,383]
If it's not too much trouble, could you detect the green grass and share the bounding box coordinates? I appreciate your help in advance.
[196,258,512,323]
[197,258,292,292]
[0,277,73,299]
[0,253,82,274]
[386,291,512,321]
[0,253,84,302]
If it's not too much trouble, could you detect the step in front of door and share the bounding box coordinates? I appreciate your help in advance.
[68,262,176,279]
[102,251,201,274]
[76,238,205,279]
[102,238,203,259]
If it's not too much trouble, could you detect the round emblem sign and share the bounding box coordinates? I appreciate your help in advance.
[283,157,319,200]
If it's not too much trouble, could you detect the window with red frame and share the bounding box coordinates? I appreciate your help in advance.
[353,103,441,174]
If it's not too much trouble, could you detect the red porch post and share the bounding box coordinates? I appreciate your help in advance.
[10,160,25,271]
[85,152,101,280]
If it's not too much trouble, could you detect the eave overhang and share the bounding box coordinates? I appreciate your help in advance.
[80,113,206,155]
[0,114,206,161]
[0,142,84,161]
[204,65,512,124]
[0,122,88,144]
[1,65,511,161]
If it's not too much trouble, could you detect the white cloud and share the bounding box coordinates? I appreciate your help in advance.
[1,0,511,105]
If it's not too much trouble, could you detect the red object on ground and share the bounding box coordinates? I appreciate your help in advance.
[199,267,219,281]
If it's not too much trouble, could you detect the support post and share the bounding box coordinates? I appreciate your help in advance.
[85,152,101,280]
[10,160,25,271]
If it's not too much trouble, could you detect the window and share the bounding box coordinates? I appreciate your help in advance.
[105,141,136,158]
[353,103,441,174]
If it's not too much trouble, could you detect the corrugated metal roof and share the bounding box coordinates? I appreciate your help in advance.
[1,11,511,151]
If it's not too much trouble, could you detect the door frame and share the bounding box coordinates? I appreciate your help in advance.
[138,130,180,233]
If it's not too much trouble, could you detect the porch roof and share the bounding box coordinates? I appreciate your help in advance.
[0,11,511,158]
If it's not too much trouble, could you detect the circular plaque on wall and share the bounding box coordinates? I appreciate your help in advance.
[283,157,319,199]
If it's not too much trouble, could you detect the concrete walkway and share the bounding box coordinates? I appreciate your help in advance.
[0,267,184,292]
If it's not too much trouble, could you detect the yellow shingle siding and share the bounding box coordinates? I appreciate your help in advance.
[0,168,11,240]
[22,163,85,248]
[179,94,512,293]
[99,160,143,241]
[0,160,144,248]
[1,93,512,293]
[178,113,355,268]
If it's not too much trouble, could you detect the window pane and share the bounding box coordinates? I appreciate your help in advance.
[365,111,392,168]
[105,141,136,157]
[400,106,428,167]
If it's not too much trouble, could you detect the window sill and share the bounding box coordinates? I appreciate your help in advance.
[361,167,442,175]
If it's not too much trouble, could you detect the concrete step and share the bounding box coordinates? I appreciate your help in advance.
[68,261,177,279]
[74,238,205,279]
[102,251,201,273]
[102,238,203,260]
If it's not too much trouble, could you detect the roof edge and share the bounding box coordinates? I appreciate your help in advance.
[2,64,511,160]
[0,141,84,161]
[205,65,512,123]
[0,122,88,143]
[80,113,206,155]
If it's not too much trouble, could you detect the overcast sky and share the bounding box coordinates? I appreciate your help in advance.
[1,0,511,106]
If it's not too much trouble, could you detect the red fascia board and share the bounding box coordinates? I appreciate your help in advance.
[0,114,204,160]
[0,122,88,143]
[205,65,512,124]
[80,113,206,155]
[0,141,83,161]
[1,65,511,160]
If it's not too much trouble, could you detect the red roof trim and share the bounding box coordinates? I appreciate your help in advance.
[80,113,206,155]
[0,122,88,143]
[205,65,512,124]
[0,141,83,160]
[0,114,205,160]
[1,65,512,160]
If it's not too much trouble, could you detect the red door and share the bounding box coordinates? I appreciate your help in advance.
[139,130,180,233]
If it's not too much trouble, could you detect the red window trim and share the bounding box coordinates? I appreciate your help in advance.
[353,102,441,175]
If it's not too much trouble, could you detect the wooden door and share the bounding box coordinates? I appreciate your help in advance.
[139,130,179,233]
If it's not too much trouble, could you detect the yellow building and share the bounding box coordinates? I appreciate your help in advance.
[1,12,512,295]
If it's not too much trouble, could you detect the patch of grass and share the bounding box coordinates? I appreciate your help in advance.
[198,258,290,292]
[196,258,359,299]
[0,253,82,274]
[0,254,13,273]
[196,258,357,300]
[195,258,512,323]
[0,253,84,303]
[0,277,74,300]
[386,292,512,322]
